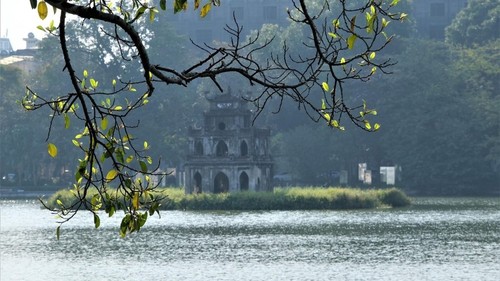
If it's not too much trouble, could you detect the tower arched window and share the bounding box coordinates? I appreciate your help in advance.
[193,172,202,193]
[216,141,228,157]
[240,172,249,191]
[214,172,229,193]
[240,140,248,157]
[195,141,204,155]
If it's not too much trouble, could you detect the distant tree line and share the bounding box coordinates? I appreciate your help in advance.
[273,0,499,195]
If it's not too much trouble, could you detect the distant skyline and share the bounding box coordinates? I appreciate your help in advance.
[0,0,55,50]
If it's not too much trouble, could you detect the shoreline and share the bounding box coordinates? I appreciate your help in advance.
[0,188,56,200]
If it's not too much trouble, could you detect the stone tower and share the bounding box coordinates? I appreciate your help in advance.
[184,93,273,194]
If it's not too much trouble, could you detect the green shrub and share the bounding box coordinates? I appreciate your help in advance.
[376,187,412,207]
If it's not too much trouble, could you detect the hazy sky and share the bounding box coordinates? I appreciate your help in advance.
[0,0,57,50]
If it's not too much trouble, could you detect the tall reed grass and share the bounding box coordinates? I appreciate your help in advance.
[46,187,410,211]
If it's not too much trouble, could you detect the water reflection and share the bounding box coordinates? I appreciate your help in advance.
[1,198,499,280]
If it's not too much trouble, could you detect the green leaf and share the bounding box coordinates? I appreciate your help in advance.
[30,0,38,9]
[76,160,86,183]
[332,19,340,29]
[374,123,381,131]
[364,121,372,130]
[174,0,188,13]
[160,0,166,10]
[322,82,329,92]
[321,99,327,110]
[93,213,100,229]
[115,149,125,164]
[138,212,148,228]
[366,13,373,33]
[75,170,82,183]
[330,119,339,128]
[369,52,376,60]
[64,114,70,129]
[56,225,60,240]
[139,161,148,173]
[37,1,48,20]
[101,117,108,130]
[90,78,98,89]
[126,155,134,164]
[200,3,211,18]
[328,32,338,39]
[91,194,102,210]
[132,192,140,210]
[323,113,331,122]
[143,141,149,150]
[106,169,119,182]
[124,178,132,188]
[135,5,147,21]
[83,69,88,78]
[347,35,357,50]
[390,0,400,7]
[48,143,58,158]
[49,20,55,31]
[120,214,131,238]
[149,8,158,22]
[108,205,116,217]
[382,18,390,28]
[113,105,123,111]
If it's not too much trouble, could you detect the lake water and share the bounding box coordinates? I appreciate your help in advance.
[1,197,499,281]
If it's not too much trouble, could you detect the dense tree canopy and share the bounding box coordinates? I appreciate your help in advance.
[276,38,499,195]
[273,5,499,195]
[445,0,500,47]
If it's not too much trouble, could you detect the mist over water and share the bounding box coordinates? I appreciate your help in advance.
[1,198,499,281]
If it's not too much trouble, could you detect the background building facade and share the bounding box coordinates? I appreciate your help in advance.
[412,0,468,40]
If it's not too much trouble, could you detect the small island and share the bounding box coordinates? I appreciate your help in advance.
[46,186,410,211]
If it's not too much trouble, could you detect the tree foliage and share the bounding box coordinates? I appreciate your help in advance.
[23,0,405,236]
[362,39,498,194]
[276,35,499,194]
[445,0,500,47]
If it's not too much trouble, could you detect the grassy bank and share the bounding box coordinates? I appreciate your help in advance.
[45,187,411,211]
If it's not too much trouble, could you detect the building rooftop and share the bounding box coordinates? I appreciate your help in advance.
[0,55,33,66]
